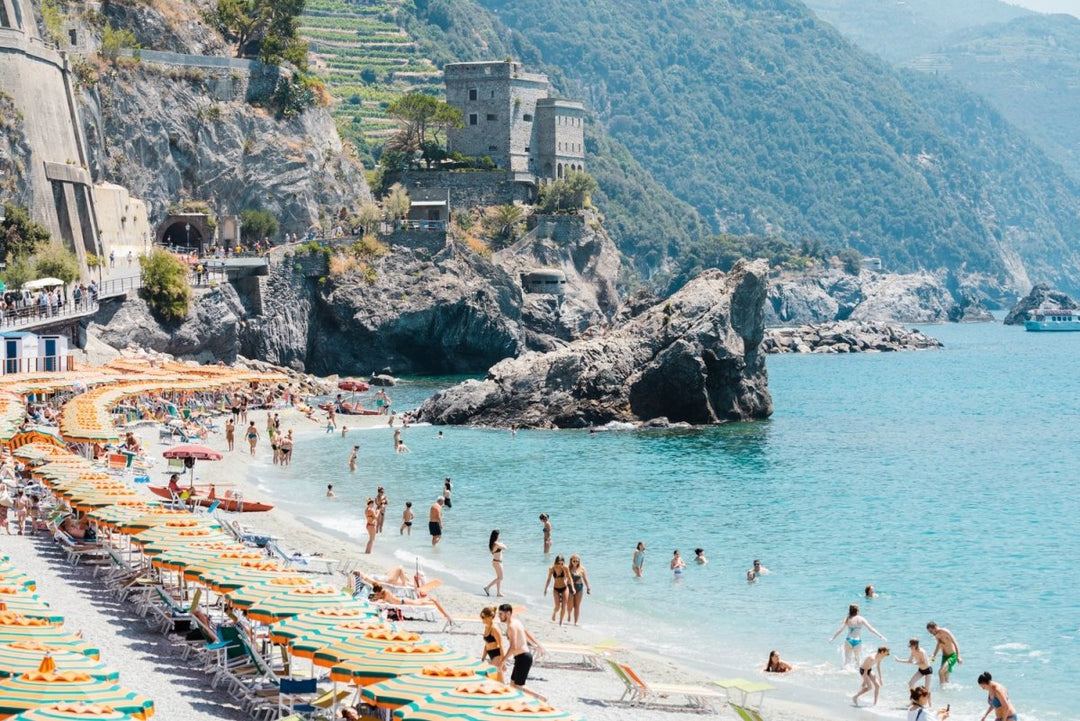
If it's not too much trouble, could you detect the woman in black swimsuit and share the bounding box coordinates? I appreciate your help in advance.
[543,555,574,626]
[479,606,505,682]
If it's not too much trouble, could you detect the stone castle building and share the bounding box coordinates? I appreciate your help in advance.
[444,61,585,182]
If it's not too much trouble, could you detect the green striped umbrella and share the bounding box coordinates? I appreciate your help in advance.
[225,577,319,610]
[0,672,154,719]
[182,556,289,583]
[148,544,254,572]
[0,591,63,625]
[0,571,37,593]
[8,704,138,720]
[65,493,142,513]
[472,702,582,721]
[393,682,527,720]
[243,586,362,624]
[0,643,118,681]
[268,610,384,646]
[303,630,429,665]
[85,506,162,531]
[113,512,202,535]
[195,567,303,595]
[132,528,231,555]
[0,630,98,659]
[361,669,493,710]
[330,645,495,686]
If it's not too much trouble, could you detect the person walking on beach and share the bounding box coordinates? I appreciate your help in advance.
[279,429,293,466]
[671,550,686,577]
[747,559,770,581]
[479,606,506,683]
[567,554,591,625]
[428,497,444,546]
[978,671,1017,721]
[896,638,934,697]
[632,541,646,577]
[853,646,890,706]
[499,604,534,691]
[245,422,259,456]
[908,686,949,721]
[831,604,886,666]
[348,446,358,473]
[364,498,379,554]
[927,622,963,685]
[544,555,573,625]
[539,513,551,553]
[225,419,235,451]
[400,501,413,535]
[484,529,506,597]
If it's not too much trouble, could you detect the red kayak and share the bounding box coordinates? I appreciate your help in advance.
[148,485,274,513]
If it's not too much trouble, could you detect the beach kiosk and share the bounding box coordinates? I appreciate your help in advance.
[1,331,70,374]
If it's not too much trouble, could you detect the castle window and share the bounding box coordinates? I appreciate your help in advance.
[488,145,498,152]
[68,29,77,45]
[486,114,497,121]
[490,90,495,98]
[469,88,478,101]
[469,114,478,126]
[522,114,533,122]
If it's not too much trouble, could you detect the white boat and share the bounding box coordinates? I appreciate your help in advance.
[1024,306,1080,331]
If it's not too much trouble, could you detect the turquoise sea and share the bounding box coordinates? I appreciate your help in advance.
[252,322,1078,720]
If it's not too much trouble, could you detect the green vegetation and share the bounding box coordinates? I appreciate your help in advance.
[383,93,461,161]
[483,204,527,250]
[538,171,597,214]
[40,0,64,45]
[240,209,280,243]
[1,256,33,292]
[139,249,192,322]
[213,0,308,67]
[100,24,140,62]
[0,203,50,264]
[33,245,81,284]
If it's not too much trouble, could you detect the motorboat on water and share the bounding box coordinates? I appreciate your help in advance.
[1025,306,1080,331]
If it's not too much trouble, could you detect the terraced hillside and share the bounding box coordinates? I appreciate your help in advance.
[300,0,442,163]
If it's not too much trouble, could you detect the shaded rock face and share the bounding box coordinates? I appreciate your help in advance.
[100,0,229,57]
[89,285,245,362]
[767,269,957,324]
[78,64,366,235]
[416,259,773,429]
[764,322,942,354]
[1004,283,1078,325]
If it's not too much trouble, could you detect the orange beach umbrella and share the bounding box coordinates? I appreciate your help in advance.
[0,671,154,719]
[7,704,139,720]
[360,668,493,710]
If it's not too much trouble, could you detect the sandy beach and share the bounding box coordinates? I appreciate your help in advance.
[60,406,869,721]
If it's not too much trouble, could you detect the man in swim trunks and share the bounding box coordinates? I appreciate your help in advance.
[926,622,962,685]
[429,497,444,546]
[499,603,533,690]
[895,638,934,696]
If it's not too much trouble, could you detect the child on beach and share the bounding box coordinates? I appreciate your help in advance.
[400,501,413,535]
[671,550,686,576]
[853,647,890,706]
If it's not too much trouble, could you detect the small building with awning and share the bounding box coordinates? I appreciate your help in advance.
[404,187,450,229]
[1,331,72,374]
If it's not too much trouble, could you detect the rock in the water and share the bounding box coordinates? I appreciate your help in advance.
[369,374,396,387]
[1004,283,1078,325]
[763,322,943,354]
[768,269,955,325]
[416,259,773,428]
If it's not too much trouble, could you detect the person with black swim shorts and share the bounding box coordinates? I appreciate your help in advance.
[499,603,534,689]
[429,497,444,546]
[896,638,934,697]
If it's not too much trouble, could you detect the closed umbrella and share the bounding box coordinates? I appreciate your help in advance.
[330,645,494,686]
[0,643,118,681]
[268,609,385,646]
[8,704,138,720]
[393,682,527,720]
[361,668,493,710]
[0,670,154,719]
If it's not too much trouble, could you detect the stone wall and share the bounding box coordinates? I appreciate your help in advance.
[534,99,585,179]
[93,182,151,256]
[393,170,534,211]
[120,49,281,103]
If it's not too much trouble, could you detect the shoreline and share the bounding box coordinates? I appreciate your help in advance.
[138,407,878,721]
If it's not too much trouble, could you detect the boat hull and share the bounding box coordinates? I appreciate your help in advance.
[1024,320,1080,331]
[148,485,274,512]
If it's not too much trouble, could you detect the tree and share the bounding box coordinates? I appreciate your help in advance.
[486,204,527,249]
[213,0,306,67]
[538,171,598,213]
[139,249,192,322]
[0,203,50,263]
[240,209,280,244]
[1,255,34,292]
[353,200,383,236]
[384,93,462,156]
[383,183,411,221]
[837,247,863,275]
[33,244,80,284]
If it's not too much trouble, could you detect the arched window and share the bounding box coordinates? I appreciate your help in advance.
[557,163,564,179]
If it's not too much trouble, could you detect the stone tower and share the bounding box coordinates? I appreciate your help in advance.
[444,61,585,181]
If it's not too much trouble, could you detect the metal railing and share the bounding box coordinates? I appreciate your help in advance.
[97,275,143,298]
[0,300,99,331]
[2,354,75,375]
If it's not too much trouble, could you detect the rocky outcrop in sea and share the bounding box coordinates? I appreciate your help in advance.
[415,258,773,429]
[764,322,943,354]
[1003,283,1078,325]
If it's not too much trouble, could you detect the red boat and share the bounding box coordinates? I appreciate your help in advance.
[318,402,379,416]
[337,379,370,392]
[148,485,274,513]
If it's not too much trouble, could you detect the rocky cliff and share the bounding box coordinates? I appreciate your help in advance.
[1004,283,1078,326]
[416,259,772,429]
[766,269,992,325]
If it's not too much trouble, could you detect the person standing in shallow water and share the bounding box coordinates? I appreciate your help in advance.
[539,513,551,553]
[364,498,378,554]
[632,542,645,577]
[927,621,963,686]
[567,554,591,625]
[978,671,1016,721]
[348,446,358,473]
[830,604,886,667]
[853,646,890,707]
[484,529,506,597]
[429,497,444,546]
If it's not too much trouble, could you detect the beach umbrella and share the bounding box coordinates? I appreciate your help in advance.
[0,671,154,719]
[268,609,385,646]
[149,546,256,573]
[225,577,319,610]
[191,563,302,593]
[0,591,63,625]
[0,643,118,681]
[300,630,428,665]
[0,630,98,660]
[361,668,493,710]
[7,703,138,720]
[0,571,36,593]
[161,444,222,488]
[129,527,229,555]
[393,682,528,720]
[123,516,213,536]
[471,702,582,721]
[330,645,495,686]
[243,586,362,624]
[106,510,192,534]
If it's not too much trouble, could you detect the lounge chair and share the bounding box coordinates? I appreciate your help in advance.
[730,704,766,721]
[606,659,726,711]
[711,677,774,709]
[535,640,619,671]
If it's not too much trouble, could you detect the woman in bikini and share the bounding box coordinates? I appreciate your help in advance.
[830,603,886,667]
[567,554,591,625]
[764,650,792,673]
[479,606,505,682]
[484,529,506,597]
[896,638,934,697]
[543,555,573,625]
[978,672,1017,721]
[853,646,890,706]
[632,541,646,577]
[364,498,379,554]
[539,513,551,553]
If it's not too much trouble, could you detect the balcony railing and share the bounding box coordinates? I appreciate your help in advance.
[0,300,99,331]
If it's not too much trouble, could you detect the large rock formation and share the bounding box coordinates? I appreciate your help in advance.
[1003,283,1078,325]
[764,322,942,354]
[767,269,991,325]
[416,259,772,429]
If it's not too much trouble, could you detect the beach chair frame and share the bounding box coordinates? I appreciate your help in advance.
[605,659,725,712]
